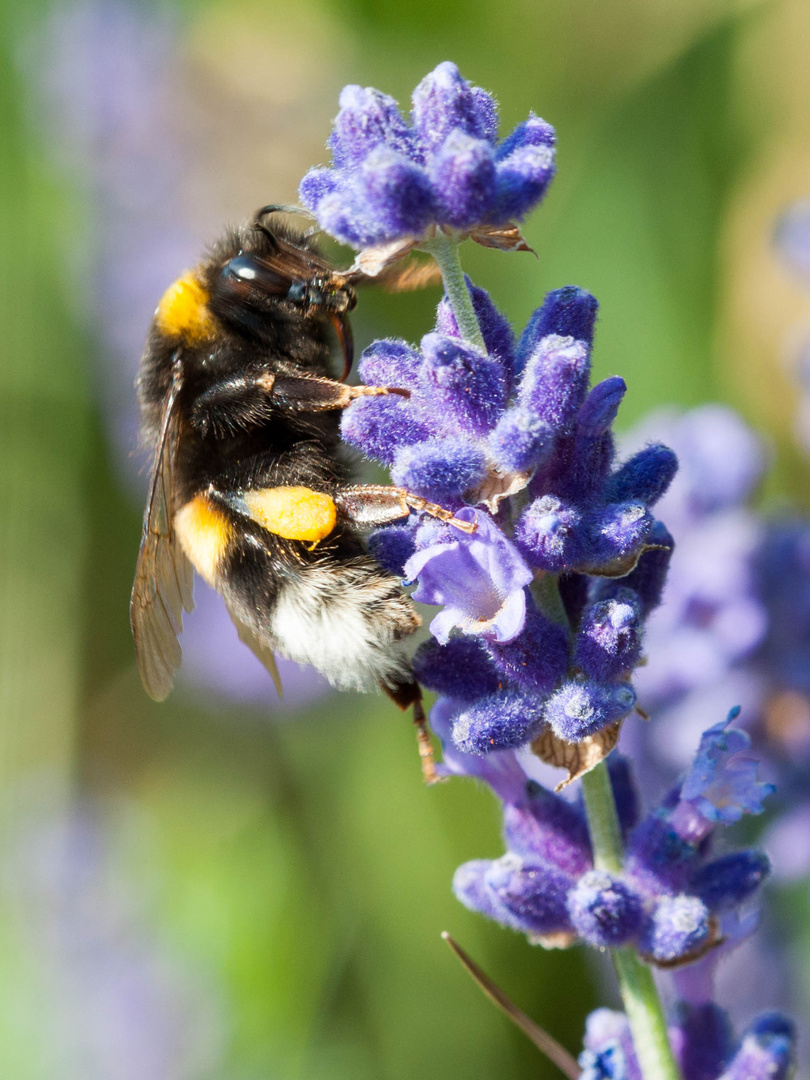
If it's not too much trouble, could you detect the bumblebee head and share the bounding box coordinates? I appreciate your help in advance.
[204,211,356,374]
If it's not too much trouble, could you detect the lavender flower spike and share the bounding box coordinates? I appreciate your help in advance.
[300,61,556,250]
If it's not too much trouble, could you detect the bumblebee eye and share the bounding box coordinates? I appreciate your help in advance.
[224,255,260,281]
[220,256,292,296]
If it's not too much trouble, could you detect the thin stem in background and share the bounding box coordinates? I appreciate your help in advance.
[442,933,581,1079]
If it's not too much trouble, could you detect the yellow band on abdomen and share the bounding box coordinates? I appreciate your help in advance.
[174,495,232,584]
[243,487,337,543]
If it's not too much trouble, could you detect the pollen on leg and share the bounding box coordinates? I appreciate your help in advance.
[243,486,338,543]
[155,272,216,343]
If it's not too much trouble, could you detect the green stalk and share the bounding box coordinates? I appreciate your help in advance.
[580,764,682,1080]
[419,230,486,352]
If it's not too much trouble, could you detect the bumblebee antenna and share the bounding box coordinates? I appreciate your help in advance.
[254,204,315,224]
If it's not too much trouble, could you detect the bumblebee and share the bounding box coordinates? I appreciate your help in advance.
[131,207,471,778]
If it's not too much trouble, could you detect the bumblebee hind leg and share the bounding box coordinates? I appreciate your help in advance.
[383,676,440,785]
[335,485,476,533]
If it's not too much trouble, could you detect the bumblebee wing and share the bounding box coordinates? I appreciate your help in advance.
[130,360,194,700]
[345,253,442,293]
[223,599,283,699]
[372,256,442,293]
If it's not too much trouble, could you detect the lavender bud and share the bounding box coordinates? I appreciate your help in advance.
[587,502,653,571]
[341,397,430,464]
[594,522,673,616]
[643,894,711,963]
[575,593,643,681]
[453,855,573,938]
[626,816,698,896]
[315,190,374,249]
[579,1010,638,1080]
[486,608,570,695]
[608,444,678,506]
[567,870,644,948]
[418,332,507,436]
[493,141,556,221]
[451,859,517,928]
[412,638,502,702]
[411,61,497,152]
[516,286,598,376]
[368,525,416,577]
[719,1013,796,1080]
[518,334,591,430]
[577,378,627,437]
[487,407,555,474]
[356,147,435,241]
[328,84,414,169]
[451,691,543,754]
[690,850,770,913]
[544,680,637,742]
[483,853,574,936]
[358,338,422,387]
[390,436,487,501]
[428,131,497,229]
[299,167,340,208]
[430,699,528,802]
[514,495,586,572]
[671,1002,734,1080]
[496,113,555,160]
[503,781,592,876]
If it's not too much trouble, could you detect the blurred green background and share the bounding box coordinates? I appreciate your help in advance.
[2,0,810,1077]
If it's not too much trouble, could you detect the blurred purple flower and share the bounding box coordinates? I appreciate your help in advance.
[774,199,810,282]
[3,801,226,1080]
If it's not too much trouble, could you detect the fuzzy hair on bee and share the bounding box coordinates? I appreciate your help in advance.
[131,207,468,780]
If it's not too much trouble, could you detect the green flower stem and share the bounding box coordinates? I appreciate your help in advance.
[581,763,682,1080]
[580,756,624,875]
[419,230,486,352]
[531,572,571,633]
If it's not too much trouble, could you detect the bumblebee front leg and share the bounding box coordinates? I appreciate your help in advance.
[335,485,477,534]
[191,370,409,437]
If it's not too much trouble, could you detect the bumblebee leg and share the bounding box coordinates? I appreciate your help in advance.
[382,677,440,785]
[191,371,409,436]
[335,485,477,534]
[269,373,409,411]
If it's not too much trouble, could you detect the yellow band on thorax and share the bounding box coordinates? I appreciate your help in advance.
[243,487,337,543]
[155,272,216,343]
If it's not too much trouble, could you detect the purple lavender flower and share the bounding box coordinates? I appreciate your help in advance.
[578,1005,795,1080]
[3,802,226,1079]
[347,280,676,759]
[451,717,770,965]
[300,62,555,249]
[670,708,774,842]
[775,199,810,282]
[404,508,532,644]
